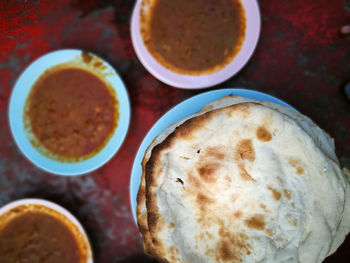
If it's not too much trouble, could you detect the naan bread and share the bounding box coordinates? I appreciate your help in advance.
[137,95,350,263]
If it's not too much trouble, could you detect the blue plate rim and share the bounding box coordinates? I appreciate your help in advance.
[8,49,131,176]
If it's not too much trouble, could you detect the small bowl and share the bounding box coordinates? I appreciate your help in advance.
[131,0,261,89]
[0,198,93,263]
[9,49,130,176]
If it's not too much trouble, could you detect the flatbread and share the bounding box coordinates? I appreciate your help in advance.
[137,95,350,263]
[136,96,221,257]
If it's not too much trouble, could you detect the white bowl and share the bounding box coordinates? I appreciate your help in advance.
[0,198,93,263]
[8,49,130,176]
[131,0,261,89]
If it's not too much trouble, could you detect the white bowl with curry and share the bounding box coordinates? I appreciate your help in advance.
[0,199,93,263]
[131,0,261,89]
[9,49,130,175]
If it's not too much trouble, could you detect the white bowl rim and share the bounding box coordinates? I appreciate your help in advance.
[131,0,261,89]
[0,198,93,263]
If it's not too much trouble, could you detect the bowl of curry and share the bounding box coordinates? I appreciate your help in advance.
[9,49,130,175]
[131,0,261,89]
[0,199,93,263]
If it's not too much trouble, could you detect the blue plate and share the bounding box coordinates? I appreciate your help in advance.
[9,49,130,176]
[129,88,296,222]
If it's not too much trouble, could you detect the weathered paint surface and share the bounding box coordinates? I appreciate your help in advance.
[0,0,349,262]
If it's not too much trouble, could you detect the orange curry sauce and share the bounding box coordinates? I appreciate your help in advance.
[0,212,82,263]
[26,66,117,160]
[141,0,246,75]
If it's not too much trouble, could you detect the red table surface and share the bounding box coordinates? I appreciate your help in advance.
[0,0,349,262]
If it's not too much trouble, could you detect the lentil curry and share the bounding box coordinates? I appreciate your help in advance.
[140,0,246,75]
[25,66,118,161]
[0,207,86,263]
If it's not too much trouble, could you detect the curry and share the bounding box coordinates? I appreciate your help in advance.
[26,66,117,160]
[140,0,246,75]
[0,211,83,263]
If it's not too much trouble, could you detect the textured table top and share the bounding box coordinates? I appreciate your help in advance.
[0,0,349,262]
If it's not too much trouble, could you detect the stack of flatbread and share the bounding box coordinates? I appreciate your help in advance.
[137,95,350,263]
